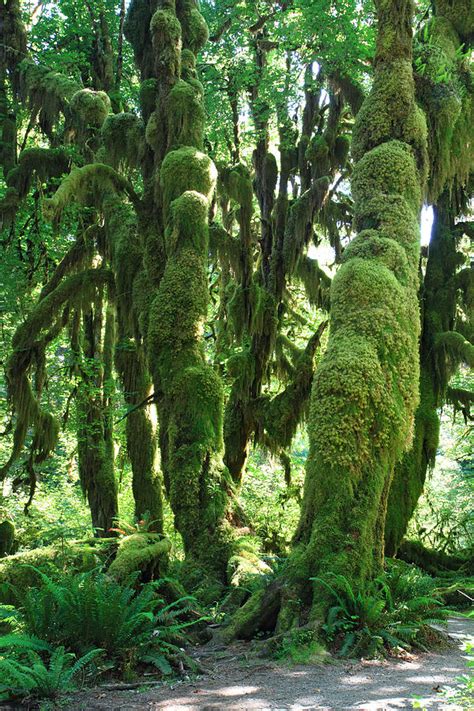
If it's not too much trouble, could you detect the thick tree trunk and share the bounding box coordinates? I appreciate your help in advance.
[227,0,427,638]
[385,196,460,553]
[125,0,235,580]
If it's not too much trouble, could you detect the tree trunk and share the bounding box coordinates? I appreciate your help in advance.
[227,0,428,638]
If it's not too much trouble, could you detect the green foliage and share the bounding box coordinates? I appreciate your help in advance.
[0,639,102,702]
[7,568,201,674]
[315,564,448,658]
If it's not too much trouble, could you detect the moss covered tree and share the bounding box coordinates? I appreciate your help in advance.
[226,0,429,638]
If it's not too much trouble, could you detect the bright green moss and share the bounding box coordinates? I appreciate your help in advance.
[108,534,170,581]
[70,89,110,127]
[101,113,145,170]
[352,140,421,213]
[220,163,253,213]
[352,61,427,168]
[160,146,217,213]
[342,230,409,284]
[166,79,205,148]
[167,190,208,253]
[181,48,197,78]
[45,163,129,221]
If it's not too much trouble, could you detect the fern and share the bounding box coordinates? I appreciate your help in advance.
[314,564,449,658]
[0,643,102,701]
[8,570,205,675]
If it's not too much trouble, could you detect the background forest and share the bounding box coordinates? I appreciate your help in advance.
[0,0,473,705]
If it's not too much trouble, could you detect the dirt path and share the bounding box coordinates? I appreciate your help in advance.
[71,618,473,710]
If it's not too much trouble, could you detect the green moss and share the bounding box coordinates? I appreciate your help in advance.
[305,135,329,164]
[352,140,421,213]
[101,112,145,170]
[220,163,253,213]
[435,0,474,41]
[334,135,351,166]
[181,48,197,79]
[160,146,216,215]
[5,147,70,199]
[139,78,159,120]
[177,1,209,54]
[352,61,428,175]
[166,79,205,149]
[150,9,182,80]
[342,230,410,284]
[108,534,170,581]
[0,540,114,603]
[19,59,79,132]
[45,163,130,222]
[0,521,16,558]
[70,89,110,127]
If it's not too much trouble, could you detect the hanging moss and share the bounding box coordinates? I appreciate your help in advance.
[44,163,131,222]
[0,269,113,481]
[333,135,351,167]
[108,534,170,582]
[19,59,79,134]
[101,113,146,170]
[5,147,71,199]
[305,135,329,164]
[181,48,197,79]
[166,79,205,149]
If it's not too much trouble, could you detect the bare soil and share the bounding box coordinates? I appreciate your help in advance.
[67,617,474,710]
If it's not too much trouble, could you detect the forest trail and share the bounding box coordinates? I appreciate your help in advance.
[71,617,473,710]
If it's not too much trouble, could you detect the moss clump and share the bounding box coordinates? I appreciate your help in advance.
[0,540,115,603]
[70,89,110,128]
[45,163,130,222]
[334,135,351,166]
[177,1,209,54]
[5,147,70,200]
[160,146,217,215]
[181,48,197,79]
[305,135,329,164]
[139,78,159,120]
[101,112,145,170]
[342,230,409,284]
[166,79,205,149]
[108,534,170,582]
[352,140,422,213]
[150,9,182,80]
[0,521,16,558]
[19,59,79,134]
[220,163,253,214]
[352,61,428,175]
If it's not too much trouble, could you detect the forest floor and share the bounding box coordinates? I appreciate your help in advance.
[68,617,473,710]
